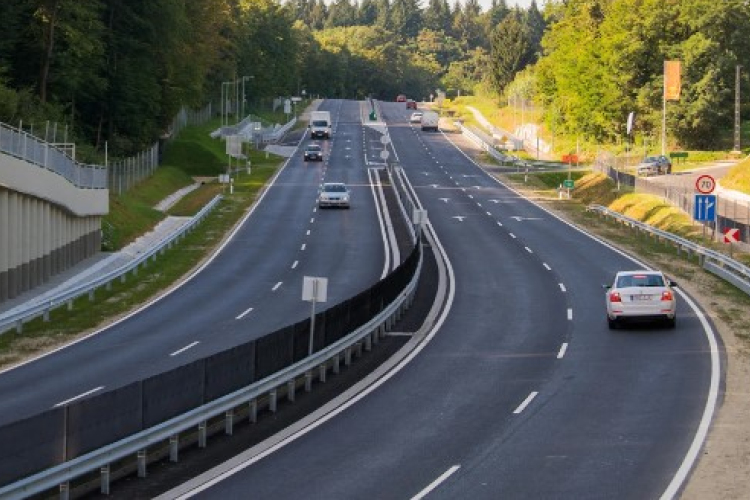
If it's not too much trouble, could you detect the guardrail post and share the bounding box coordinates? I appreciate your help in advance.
[107,281,112,291]
[356,342,363,358]
[100,465,110,495]
[269,389,278,413]
[344,347,352,366]
[198,421,207,448]
[121,274,126,284]
[305,371,313,392]
[15,320,22,334]
[365,333,372,351]
[44,309,50,322]
[249,399,258,423]
[89,289,95,301]
[67,299,73,311]
[170,435,179,462]
[319,364,327,383]
[333,353,340,374]
[59,481,70,500]
[225,410,234,435]
[137,449,147,478]
[287,380,296,402]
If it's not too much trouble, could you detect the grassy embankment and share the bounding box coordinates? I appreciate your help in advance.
[0,118,285,368]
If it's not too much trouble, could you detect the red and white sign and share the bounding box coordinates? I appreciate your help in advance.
[724,228,740,243]
[695,175,716,194]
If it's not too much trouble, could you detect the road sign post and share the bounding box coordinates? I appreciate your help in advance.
[302,277,328,356]
[724,228,740,258]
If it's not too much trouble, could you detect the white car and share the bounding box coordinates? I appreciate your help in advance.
[604,270,677,329]
[317,182,350,209]
[409,112,423,123]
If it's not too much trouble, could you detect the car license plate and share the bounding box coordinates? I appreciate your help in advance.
[631,294,651,301]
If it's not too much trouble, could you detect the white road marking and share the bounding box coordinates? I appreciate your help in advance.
[513,391,539,414]
[557,343,568,359]
[412,465,461,500]
[486,211,492,216]
[54,386,105,407]
[559,283,567,292]
[509,233,517,239]
[453,216,466,222]
[567,308,573,320]
[477,203,482,208]
[306,230,311,236]
[272,282,282,291]
[292,261,299,269]
[301,243,306,251]
[497,221,503,227]
[525,247,533,253]
[468,195,474,199]
[236,307,254,320]
[170,341,200,356]
[310,218,315,223]
[543,263,552,271]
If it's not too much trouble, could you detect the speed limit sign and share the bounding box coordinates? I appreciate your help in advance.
[695,174,716,194]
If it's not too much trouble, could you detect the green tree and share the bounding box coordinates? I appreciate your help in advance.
[489,10,534,94]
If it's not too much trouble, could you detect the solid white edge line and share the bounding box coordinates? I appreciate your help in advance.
[557,343,568,359]
[367,168,392,278]
[659,290,721,500]
[513,391,539,414]
[54,386,104,408]
[170,341,200,357]
[411,465,461,500]
[235,307,254,320]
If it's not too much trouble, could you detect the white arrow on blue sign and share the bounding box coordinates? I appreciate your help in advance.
[693,194,717,222]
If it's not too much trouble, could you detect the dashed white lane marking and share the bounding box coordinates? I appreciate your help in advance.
[509,233,517,239]
[411,465,462,500]
[524,247,533,253]
[236,307,254,320]
[557,343,569,359]
[306,230,311,236]
[301,243,306,251]
[170,341,200,356]
[310,218,315,223]
[567,308,573,320]
[272,282,283,291]
[513,392,539,414]
[468,195,474,199]
[497,221,503,227]
[54,386,105,408]
[292,260,299,269]
[559,283,567,292]
[486,211,492,216]
[543,263,552,271]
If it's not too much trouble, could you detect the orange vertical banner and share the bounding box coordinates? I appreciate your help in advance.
[664,61,681,101]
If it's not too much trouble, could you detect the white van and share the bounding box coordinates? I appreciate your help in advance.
[310,111,332,139]
[420,111,439,132]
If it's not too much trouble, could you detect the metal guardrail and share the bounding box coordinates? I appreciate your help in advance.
[0,196,223,337]
[588,204,750,296]
[0,122,107,189]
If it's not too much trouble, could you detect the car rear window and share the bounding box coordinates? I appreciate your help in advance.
[617,274,665,287]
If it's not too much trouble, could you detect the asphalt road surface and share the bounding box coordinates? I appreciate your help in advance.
[165,100,721,500]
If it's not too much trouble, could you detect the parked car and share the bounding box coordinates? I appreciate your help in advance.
[409,112,423,123]
[304,143,323,162]
[318,182,350,208]
[637,155,671,176]
[604,270,677,329]
[396,94,407,102]
[406,99,417,109]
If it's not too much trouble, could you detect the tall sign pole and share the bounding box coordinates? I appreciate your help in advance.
[734,65,742,154]
[663,61,681,155]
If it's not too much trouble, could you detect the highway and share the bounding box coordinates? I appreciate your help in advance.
[0,99,407,427]
[165,100,721,499]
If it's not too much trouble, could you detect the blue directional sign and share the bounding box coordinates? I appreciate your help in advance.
[693,194,716,222]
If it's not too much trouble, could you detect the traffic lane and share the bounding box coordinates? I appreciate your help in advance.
[193,193,569,500]
[388,117,717,496]
[0,104,388,425]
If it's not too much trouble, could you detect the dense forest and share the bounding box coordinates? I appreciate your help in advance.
[0,0,748,156]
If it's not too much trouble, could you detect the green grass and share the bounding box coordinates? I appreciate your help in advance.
[721,156,750,194]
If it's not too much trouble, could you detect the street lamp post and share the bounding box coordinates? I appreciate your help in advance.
[241,76,253,121]
[221,81,234,127]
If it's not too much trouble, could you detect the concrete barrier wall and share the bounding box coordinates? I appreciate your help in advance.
[0,153,107,303]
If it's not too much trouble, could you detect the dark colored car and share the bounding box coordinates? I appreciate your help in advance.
[396,94,406,102]
[406,99,417,109]
[304,143,323,162]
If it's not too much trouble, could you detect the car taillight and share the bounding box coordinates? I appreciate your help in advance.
[609,292,622,303]
[661,291,673,301]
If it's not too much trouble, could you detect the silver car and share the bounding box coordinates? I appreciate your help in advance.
[604,270,677,329]
[317,182,350,209]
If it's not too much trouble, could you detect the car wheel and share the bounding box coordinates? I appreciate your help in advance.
[608,317,617,330]
[666,317,676,329]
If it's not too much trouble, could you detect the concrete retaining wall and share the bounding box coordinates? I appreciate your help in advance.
[0,153,107,303]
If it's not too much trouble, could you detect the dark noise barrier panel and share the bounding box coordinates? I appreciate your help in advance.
[0,241,420,486]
